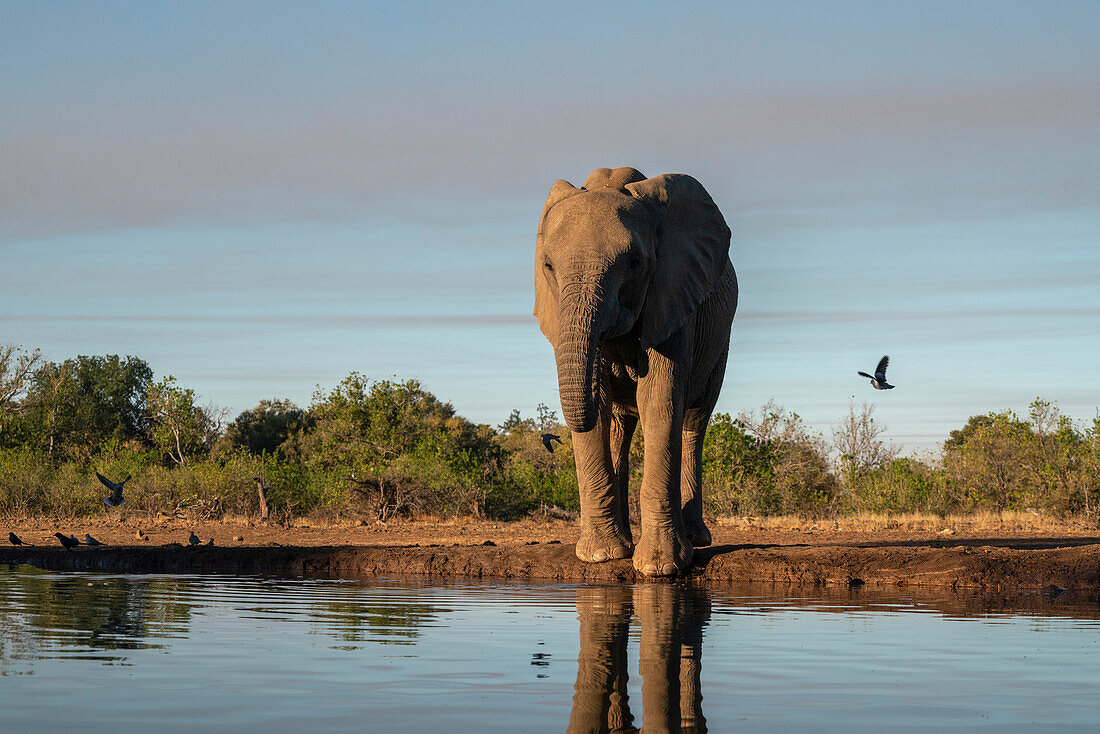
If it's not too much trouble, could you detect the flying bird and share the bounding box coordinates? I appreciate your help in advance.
[96,472,131,507]
[9,531,25,546]
[84,534,103,546]
[188,531,201,546]
[541,433,563,453]
[54,532,80,550]
[858,355,895,390]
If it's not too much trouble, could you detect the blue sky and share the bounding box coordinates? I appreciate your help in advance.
[2,1,1098,452]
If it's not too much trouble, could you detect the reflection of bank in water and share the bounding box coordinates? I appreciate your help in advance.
[568,584,710,734]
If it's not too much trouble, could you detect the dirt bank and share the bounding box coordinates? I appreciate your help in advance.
[4,517,1100,592]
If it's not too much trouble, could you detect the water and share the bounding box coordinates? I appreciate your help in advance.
[3,566,1100,733]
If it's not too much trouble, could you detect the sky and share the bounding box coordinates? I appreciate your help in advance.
[2,1,1098,454]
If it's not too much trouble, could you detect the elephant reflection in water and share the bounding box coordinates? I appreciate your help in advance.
[567,585,710,733]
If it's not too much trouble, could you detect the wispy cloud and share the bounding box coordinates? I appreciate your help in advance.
[738,306,1100,325]
[2,81,1097,240]
[0,313,531,327]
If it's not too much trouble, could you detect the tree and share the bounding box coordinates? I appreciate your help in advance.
[942,410,1034,509]
[703,403,837,517]
[219,399,310,456]
[536,403,560,432]
[0,343,41,415]
[1025,398,1085,511]
[498,409,535,434]
[495,404,577,517]
[298,375,503,519]
[944,414,997,452]
[22,355,152,458]
[702,413,777,514]
[0,344,43,447]
[146,376,222,466]
[833,399,896,484]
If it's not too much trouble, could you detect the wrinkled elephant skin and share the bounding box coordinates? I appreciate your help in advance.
[535,167,737,577]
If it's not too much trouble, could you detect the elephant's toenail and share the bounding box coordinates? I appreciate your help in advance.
[592,549,608,562]
[641,564,658,576]
[661,563,677,576]
[610,546,627,559]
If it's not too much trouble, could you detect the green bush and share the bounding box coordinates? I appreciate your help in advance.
[843,458,947,514]
[0,447,53,517]
[2,347,1099,523]
[703,409,837,517]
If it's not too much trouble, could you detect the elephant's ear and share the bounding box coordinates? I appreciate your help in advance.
[625,174,731,349]
[582,167,647,192]
[534,179,583,342]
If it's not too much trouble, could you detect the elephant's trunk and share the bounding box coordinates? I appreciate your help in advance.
[556,294,605,434]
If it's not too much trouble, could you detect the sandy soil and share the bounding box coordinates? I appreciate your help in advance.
[4,515,1100,593]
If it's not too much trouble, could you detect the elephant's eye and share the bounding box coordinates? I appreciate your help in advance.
[543,261,554,273]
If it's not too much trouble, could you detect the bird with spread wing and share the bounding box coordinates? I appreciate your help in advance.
[858,355,895,390]
[96,472,130,507]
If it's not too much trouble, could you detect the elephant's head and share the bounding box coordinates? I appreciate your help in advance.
[534,167,731,433]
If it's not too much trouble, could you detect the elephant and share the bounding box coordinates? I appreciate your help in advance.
[567,584,711,733]
[534,166,737,577]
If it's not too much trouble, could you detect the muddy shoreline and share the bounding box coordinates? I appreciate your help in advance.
[5,538,1100,593]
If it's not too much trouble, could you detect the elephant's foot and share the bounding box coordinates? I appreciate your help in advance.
[576,520,634,563]
[633,522,693,577]
[682,515,712,548]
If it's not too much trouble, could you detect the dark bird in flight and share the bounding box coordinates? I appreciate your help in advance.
[84,534,103,546]
[54,532,80,550]
[188,531,201,546]
[541,433,563,453]
[858,355,895,390]
[9,531,24,546]
[96,472,131,507]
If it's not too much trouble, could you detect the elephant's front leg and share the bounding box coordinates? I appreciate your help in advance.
[573,380,633,563]
[635,344,693,577]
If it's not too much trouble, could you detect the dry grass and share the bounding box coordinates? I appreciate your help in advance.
[715,510,1096,534]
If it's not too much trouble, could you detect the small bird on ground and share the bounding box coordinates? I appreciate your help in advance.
[54,532,80,550]
[84,533,103,546]
[135,529,148,541]
[541,433,563,453]
[188,531,201,546]
[96,472,131,507]
[858,355,895,390]
[206,538,214,546]
[9,531,25,546]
